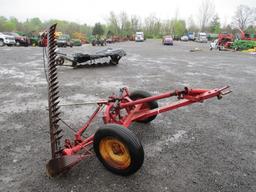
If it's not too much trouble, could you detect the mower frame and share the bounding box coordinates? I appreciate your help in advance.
[61,86,231,156]
[45,23,231,177]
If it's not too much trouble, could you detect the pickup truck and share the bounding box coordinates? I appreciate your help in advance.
[195,32,208,43]
[3,32,30,46]
[57,34,73,47]
[0,32,16,46]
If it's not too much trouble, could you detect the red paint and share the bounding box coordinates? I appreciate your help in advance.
[60,86,231,162]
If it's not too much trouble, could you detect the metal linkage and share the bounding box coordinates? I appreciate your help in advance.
[47,24,63,159]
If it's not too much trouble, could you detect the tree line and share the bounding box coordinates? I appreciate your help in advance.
[0,2,255,40]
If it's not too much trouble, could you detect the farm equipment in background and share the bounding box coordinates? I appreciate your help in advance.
[210,33,234,50]
[44,24,231,177]
[71,39,82,46]
[39,31,62,47]
[27,33,40,46]
[232,40,256,51]
[239,29,256,41]
[55,48,126,68]
[218,33,234,48]
[207,33,218,41]
[91,39,106,46]
[38,32,48,47]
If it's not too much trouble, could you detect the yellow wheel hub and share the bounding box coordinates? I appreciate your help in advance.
[99,137,131,169]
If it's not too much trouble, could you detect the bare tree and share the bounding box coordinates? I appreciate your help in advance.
[187,15,199,32]
[131,15,141,32]
[107,11,120,35]
[119,12,132,35]
[144,14,161,37]
[232,5,256,31]
[198,0,215,31]
[162,20,174,35]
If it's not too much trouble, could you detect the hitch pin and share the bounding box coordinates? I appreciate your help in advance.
[221,90,232,96]
[217,90,232,100]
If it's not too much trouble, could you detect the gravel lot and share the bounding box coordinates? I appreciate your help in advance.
[0,40,255,192]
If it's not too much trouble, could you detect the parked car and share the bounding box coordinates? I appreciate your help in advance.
[162,35,173,45]
[71,39,82,46]
[180,35,189,41]
[135,32,144,42]
[4,32,30,46]
[0,32,16,46]
[57,34,73,47]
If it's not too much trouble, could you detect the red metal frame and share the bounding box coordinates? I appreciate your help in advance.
[61,86,231,157]
[240,31,256,41]
[218,33,234,48]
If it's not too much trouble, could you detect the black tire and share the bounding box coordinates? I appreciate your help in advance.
[110,56,119,65]
[72,62,77,68]
[0,39,4,47]
[56,57,64,65]
[129,90,158,123]
[94,124,144,176]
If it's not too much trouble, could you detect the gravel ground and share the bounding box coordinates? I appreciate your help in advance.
[0,40,255,192]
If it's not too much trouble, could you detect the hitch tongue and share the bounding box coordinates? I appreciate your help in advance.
[217,86,232,100]
[46,155,83,177]
[221,90,232,96]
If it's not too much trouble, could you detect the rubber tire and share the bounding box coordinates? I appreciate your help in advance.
[110,56,119,65]
[58,57,65,65]
[94,124,144,176]
[0,40,5,47]
[129,90,158,123]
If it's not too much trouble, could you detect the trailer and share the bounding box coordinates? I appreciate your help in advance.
[55,48,126,68]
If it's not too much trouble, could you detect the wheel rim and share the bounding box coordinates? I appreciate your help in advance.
[99,137,131,170]
[59,58,64,65]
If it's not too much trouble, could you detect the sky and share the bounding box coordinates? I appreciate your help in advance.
[0,0,256,26]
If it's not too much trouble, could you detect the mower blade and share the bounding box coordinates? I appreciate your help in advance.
[46,155,83,177]
[53,129,63,136]
[47,24,63,159]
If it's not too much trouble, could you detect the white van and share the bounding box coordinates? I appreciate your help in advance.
[135,32,144,42]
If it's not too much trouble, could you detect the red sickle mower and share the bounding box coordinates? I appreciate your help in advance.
[45,24,231,177]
